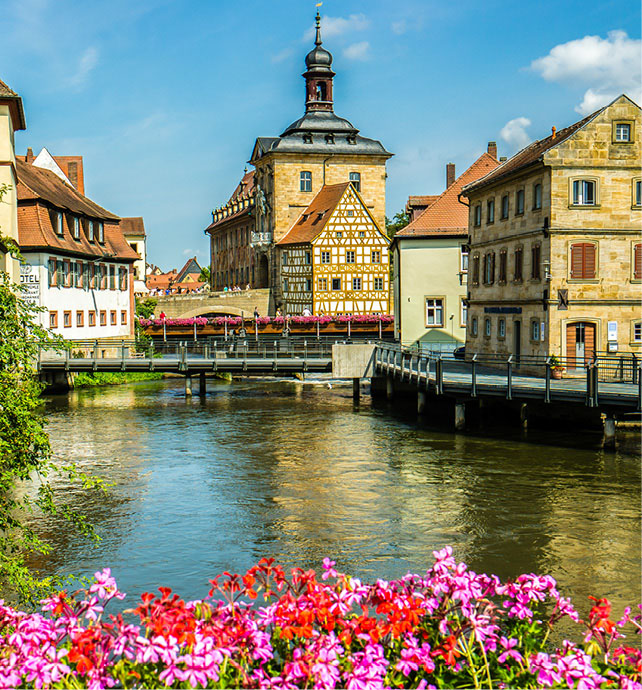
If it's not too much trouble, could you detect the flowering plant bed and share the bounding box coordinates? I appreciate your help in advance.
[2,549,639,689]
[139,315,394,328]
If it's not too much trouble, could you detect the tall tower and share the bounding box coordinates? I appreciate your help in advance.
[303,11,335,112]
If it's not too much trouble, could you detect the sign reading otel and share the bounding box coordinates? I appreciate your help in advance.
[20,262,40,306]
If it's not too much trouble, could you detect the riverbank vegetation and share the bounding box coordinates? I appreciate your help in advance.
[0,549,638,688]
[0,273,105,605]
[73,371,164,387]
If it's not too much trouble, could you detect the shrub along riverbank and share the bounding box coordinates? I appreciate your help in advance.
[72,371,164,388]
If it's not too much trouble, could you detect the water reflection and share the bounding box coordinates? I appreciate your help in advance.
[28,378,640,620]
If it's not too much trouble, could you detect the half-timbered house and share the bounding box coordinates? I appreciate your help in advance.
[277,182,390,315]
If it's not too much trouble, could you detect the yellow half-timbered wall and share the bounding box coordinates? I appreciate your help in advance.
[280,185,390,315]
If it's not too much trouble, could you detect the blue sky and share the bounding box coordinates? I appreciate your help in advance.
[2,0,640,270]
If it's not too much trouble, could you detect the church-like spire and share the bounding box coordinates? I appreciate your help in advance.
[303,11,335,112]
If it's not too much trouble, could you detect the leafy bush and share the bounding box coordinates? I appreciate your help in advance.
[73,372,163,387]
[0,549,638,688]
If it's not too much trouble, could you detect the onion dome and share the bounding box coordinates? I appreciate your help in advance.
[304,11,333,73]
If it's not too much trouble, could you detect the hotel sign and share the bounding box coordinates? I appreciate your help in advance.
[19,262,40,305]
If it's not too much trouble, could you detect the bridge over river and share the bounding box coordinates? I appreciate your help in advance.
[150,289,272,319]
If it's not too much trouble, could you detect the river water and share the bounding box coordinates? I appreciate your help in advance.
[31,377,640,623]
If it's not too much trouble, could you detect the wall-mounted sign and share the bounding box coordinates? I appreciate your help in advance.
[19,262,40,306]
[607,321,617,341]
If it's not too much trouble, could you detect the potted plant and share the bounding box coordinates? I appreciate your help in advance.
[549,354,565,379]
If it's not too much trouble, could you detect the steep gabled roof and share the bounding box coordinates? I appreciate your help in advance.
[276,182,351,246]
[175,257,202,282]
[120,217,146,237]
[0,77,26,130]
[16,158,119,221]
[396,152,500,238]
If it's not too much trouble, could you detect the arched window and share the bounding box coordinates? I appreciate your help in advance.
[349,172,361,192]
[316,82,327,101]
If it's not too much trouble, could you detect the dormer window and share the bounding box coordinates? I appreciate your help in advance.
[347,134,356,145]
[303,132,313,144]
[72,216,80,240]
[55,212,63,236]
[88,220,95,242]
[97,222,104,243]
[325,133,335,144]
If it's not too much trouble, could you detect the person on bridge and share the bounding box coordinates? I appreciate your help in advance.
[302,307,312,317]
[254,307,259,320]
[159,311,167,321]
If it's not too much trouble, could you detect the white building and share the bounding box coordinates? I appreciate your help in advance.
[120,217,148,294]
[16,157,138,339]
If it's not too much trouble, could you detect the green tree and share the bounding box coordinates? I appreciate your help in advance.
[0,273,105,604]
[198,265,211,283]
[385,210,410,240]
[134,297,157,352]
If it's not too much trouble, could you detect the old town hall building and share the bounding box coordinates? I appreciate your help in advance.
[206,12,392,315]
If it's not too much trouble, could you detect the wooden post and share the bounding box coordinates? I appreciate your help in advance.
[199,373,206,397]
[353,377,360,401]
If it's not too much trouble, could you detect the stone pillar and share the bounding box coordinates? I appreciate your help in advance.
[417,390,426,414]
[199,373,206,397]
[603,414,616,450]
[185,375,192,397]
[353,377,360,401]
[455,402,466,431]
[520,403,528,429]
[386,375,394,400]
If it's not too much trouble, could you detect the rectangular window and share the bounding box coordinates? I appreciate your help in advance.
[472,255,480,285]
[72,216,80,239]
[335,231,342,238]
[300,171,312,192]
[471,317,478,337]
[121,310,127,325]
[484,317,491,337]
[531,244,541,279]
[119,267,128,291]
[74,262,82,288]
[499,250,507,283]
[473,205,481,226]
[460,246,468,272]
[109,265,115,289]
[305,252,311,264]
[346,251,355,263]
[317,277,327,290]
[110,310,117,326]
[88,311,96,327]
[516,189,525,215]
[100,265,107,289]
[634,243,642,280]
[531,320,540,341]
[352,277,361,290]
[374,277,384,290]
[305,278,312,291]
[483,252,495,285]
[498,318,506,338]
[55,212,63,236]
[533,183,542,210]
[487,199,495,224]
[99,311,107,326]
[371,250,381,263]
[321,251,330,264]
[501,194,509,219]
[425,298,444,327]
[49,311,58,329]
[332,278,341,290]
[514,248,523,281]
[76,311,84,327]
[63,310,71,328]
[349,172,361,192]
[283,278,288,292]
[570,242,596,279]
[615,123,631,141]
[48,258,57,287]
[634,322,642,342]
[460,299,467,327]
[97,222,104,243]
[357,229,363,235]
[635,180,641,207]
[572,180,596,205]
[282,252,288,265]
[56,260,63,287]
[83,263,90,290]
[64,260,71,287]
[88,220,95,242]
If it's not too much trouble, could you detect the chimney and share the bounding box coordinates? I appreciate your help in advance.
[67,161,78,189]
[551,126,556,139]
[446,163,456,189]
[26,147,34,163]
[487,141,498,159]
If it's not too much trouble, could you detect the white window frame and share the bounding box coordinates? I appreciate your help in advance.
[321,251,330,264]
[484,317,491,337]
[72,216,80,239]
[425,297,444,327]
[615,123,631,142]
[571,178,598,206]
[460,246,469,272]
[300,171,312,192]
[498,318,506,338]
[531,320,540,341]
[633,322,642,342]
[97,222,104,243]
[460,298,467,328]
[55,212,63,236]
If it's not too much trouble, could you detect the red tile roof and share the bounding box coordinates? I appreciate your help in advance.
[276,182,351,246]
[407,195,439,206]
[205,170,255,233]
[396,152,500,238]
[463,106,607,194]
[120,217,146,237]
[16,159,137,262]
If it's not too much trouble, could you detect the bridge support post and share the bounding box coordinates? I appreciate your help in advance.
[386,375,394,400]
[199,373,206,397]
[520,403,528,429]
[417,390,426,414]
[455,402,466,431]
[185,375,193,397]
[602,414,616,450]
[353,378,360,401]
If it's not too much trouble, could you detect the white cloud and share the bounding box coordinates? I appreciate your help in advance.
[500,117,532,151]
[343,41,370,61]
[391,20,407,35]
[68,46,99,89]
[303,14,369,41]
[531,30,642,114]
[271,48,294,64]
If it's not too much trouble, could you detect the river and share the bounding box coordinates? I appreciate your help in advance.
[30,377,640,624]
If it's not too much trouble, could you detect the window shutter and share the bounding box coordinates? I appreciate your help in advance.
[635,244,642,280]
[583,243,596,279]
[570,244,584,278]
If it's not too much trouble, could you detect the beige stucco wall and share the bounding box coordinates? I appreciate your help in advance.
[0,104,20,281]
[395,236,467,347]
[466,95,642,360]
